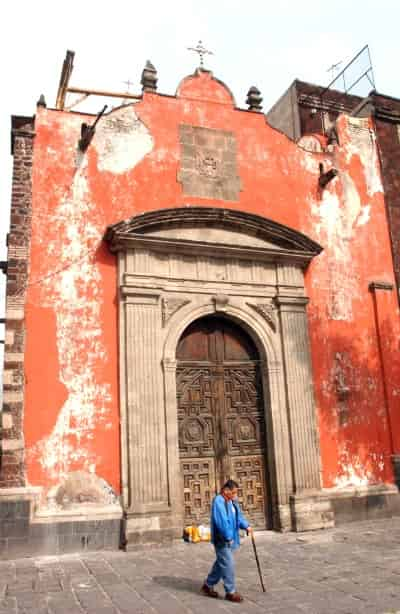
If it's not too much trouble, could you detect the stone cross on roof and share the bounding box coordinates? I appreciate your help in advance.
[123,79,134,92]
[187,40,213,68]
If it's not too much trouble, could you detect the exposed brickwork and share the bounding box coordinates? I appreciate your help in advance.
[372,93,400,300]
[267,80,362,140]
[295,81,361,136]
[0,116,35,488]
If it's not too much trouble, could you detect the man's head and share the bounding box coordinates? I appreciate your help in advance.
[221,479,239,501]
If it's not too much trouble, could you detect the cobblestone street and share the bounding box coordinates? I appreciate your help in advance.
[1,518,400,614]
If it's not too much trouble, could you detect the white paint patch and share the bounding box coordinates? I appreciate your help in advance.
[28,156,112,481]
[298,134,323,153]
[311,148,374,320]
[300,152,320,174]
[345,117,383,196]
[95,106,153,174]
[311,190,358,320]
[334,449,385,488]
[335,451,371,488]
[356,204,371,227]
[312,191,340,245]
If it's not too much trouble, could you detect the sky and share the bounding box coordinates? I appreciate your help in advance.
[0,0,399,366]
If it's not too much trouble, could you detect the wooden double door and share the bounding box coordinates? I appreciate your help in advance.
[176,315,269,529]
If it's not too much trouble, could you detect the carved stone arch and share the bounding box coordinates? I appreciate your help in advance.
[162,297,292,530]
[105,206,333,546]
[163,299,281,366]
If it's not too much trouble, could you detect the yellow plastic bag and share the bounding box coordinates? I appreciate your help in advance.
[183,525,210,542]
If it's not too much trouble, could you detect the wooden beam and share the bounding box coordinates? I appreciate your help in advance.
[56,50,75,110]
[67,86,142,100]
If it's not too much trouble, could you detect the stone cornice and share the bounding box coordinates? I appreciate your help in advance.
[105,207,322,265]
[109,232,317,266]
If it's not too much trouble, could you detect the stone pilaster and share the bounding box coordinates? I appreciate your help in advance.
[123,289,168,514]
[275,296,322,492]
[275,294,333,530]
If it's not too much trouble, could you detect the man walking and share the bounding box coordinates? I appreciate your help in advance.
[201,479,252,603]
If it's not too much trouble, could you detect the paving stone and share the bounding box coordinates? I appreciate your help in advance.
[0,598,17,614]
[3,518,400,612]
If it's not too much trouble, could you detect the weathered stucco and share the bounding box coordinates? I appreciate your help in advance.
[23,69,400,504]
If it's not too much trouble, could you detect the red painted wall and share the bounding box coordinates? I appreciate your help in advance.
[24,70,400,499]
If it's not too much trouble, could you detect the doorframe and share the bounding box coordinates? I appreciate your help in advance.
[175,313,275,529]
[105,207,333,541]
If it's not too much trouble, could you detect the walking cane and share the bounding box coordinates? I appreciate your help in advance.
[250,531,266,592]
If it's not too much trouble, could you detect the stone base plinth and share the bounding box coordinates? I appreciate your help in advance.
[0,488,123,559]
[124,511,182,548]
[290,492,335,531]
[327,483,400,525]
[275,503,292,532]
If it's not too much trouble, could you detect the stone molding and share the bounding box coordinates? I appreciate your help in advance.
[247,302,277,331]
[162,298,190,326]
[105,207,323,259]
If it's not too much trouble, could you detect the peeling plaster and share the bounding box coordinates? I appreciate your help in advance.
[312,189,358,321]
[310,119,381,321]
[300,152,320,174]
[94,106,153,174]
[356,204,371,227]
[345,117,383,196]
[334,449,386,489]
[28,157,111,481]
[334,462,370,488]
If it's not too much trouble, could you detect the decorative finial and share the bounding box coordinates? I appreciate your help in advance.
[187,40,213,68]
[246,86,263,112]
[37,94,47,108]
[141,60,158,93]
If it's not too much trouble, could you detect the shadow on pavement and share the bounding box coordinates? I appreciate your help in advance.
[153,575,200,594]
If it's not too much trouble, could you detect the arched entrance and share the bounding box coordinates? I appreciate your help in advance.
[176,314,270,529]
[106,206,333,544]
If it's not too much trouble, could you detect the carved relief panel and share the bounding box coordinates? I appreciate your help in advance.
[178,125,241,201]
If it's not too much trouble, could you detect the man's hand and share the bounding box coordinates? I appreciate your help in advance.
[246,527,253,536]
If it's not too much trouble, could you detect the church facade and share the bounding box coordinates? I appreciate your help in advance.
[1,58,400,557]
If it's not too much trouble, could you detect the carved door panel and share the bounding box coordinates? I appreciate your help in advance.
[176,316,269,528]
[224,366,267,528]
[176,366,217,525]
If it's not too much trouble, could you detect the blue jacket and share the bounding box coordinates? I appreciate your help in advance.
[210,493,249,550]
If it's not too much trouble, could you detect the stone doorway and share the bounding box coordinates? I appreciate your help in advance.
[176,315,270,529]
[105,206,334,544]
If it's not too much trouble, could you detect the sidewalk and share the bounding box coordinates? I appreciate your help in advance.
[1,517,400,613]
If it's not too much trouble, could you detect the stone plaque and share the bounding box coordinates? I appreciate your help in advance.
[178,125,241,201]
